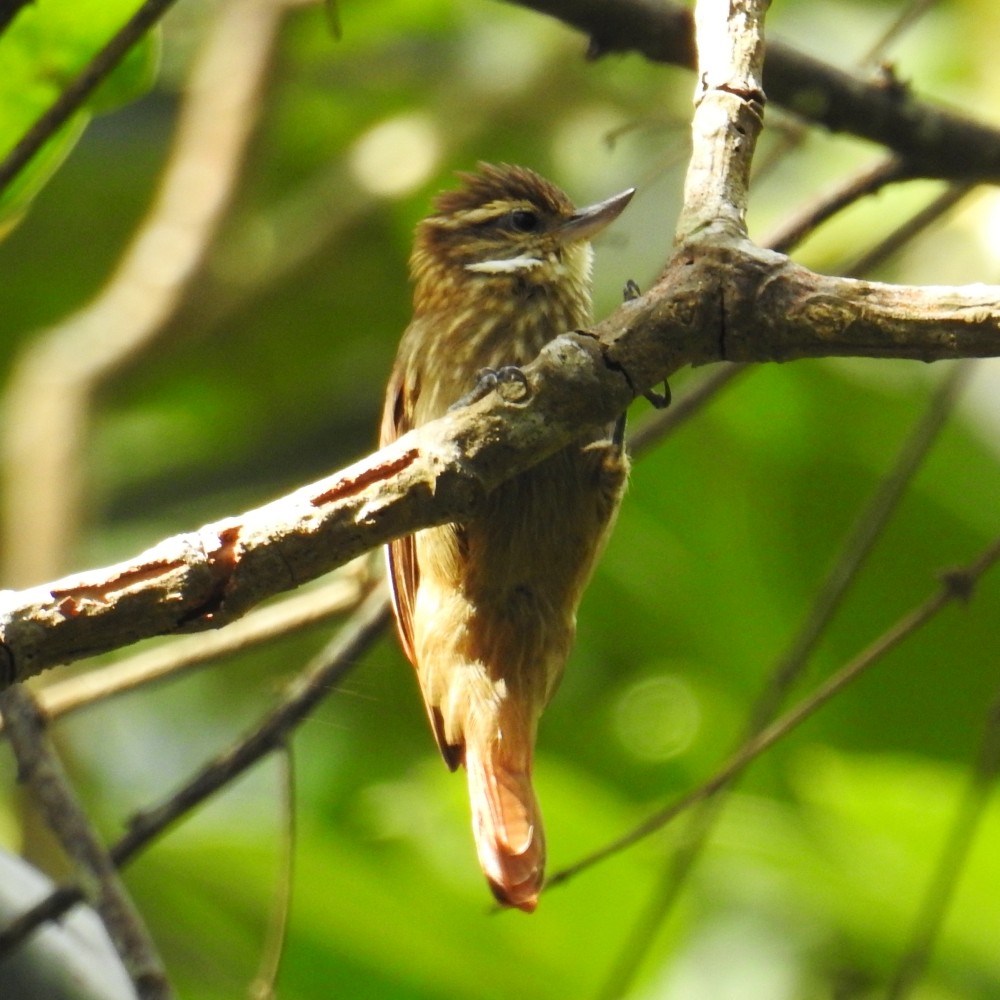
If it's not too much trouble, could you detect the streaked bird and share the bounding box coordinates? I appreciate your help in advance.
[381,163,633,911]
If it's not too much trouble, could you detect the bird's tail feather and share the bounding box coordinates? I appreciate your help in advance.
[465,741,545,912]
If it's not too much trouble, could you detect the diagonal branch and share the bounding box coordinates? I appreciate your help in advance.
[545,535,1000,894]
[504,0,1000,183]
[0,3,997,697]
[0,586,391,957]
[0,685,174,998]
[2,250,1000,686]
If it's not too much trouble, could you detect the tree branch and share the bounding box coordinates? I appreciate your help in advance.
[1,249,1000,686]
[0,685,174,998]
[677,0,766,238]
[0,586,390,956]
[0,559,374,731]
[546,535,1000,893]
[504,0,1000,183]
[1,0,998,694]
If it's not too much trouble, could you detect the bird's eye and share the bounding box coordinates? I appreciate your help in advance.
[508,209,540,233]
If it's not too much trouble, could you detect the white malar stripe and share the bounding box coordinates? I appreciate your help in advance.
[466,255,543,274]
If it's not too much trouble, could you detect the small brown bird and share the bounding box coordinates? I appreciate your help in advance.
[381,164,633,911]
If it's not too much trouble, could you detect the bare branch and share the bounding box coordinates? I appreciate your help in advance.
[1,247,1000,686]
[843,182,975,277]
[678,0,767,238]
[0,559,375,731]
[0,587,390,957]
[0,685,173,998]
[762,155,907,254]
[0,424,484,685]
[504,0,1000,183]
[859,0,938,69]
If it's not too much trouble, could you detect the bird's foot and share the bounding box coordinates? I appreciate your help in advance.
[449,365,531,411]
[643,383,671,409]
[612,412,627,449]
[622,279,670,412]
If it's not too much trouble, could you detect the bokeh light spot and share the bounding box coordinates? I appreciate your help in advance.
[349,113,442,198]
[613,673,701,762]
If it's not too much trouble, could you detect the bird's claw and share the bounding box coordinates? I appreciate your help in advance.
[623,278,641,302]
[643,382,671,409]
[612,413,627,449]
[449,365,531,411]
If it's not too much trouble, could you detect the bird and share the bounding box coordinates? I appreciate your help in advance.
[380,163,634,911]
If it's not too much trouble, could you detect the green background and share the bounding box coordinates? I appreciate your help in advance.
[3,0,1000,997]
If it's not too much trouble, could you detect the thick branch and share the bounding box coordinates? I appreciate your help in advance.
[505,0,1000,183]
[719,244,1000,364]
[0,246,999,686]
[679,0,767,237]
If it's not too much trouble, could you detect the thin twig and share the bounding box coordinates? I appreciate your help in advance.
[0,684,174,998]
[844,182,975,276]
[0,0,181,196]
[249,741,296,1000]
[0,586,391,957]
[115,587,390,866]
[884,689,1000,1000]
[545,535,1000,894]
[597,360,974,998]
[762,156,907,254]
[860,0,939,69]
[764,363,974,701]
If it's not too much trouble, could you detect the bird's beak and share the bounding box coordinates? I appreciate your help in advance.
[555,187,635,244]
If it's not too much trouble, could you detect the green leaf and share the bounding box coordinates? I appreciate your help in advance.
[0,0,160,233]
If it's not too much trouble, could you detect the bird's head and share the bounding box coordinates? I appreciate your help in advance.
[410,163,634,317]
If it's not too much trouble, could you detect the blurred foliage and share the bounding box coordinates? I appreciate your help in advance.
[3,0,1000,998]
[0,0,159,232]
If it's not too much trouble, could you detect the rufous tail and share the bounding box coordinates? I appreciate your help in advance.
[464,742,545,912]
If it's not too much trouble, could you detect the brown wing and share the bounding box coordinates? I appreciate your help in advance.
[381,347,463,771]
[380,365,418,666]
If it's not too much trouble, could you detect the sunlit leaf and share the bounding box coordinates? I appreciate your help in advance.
[0,0,160,231]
